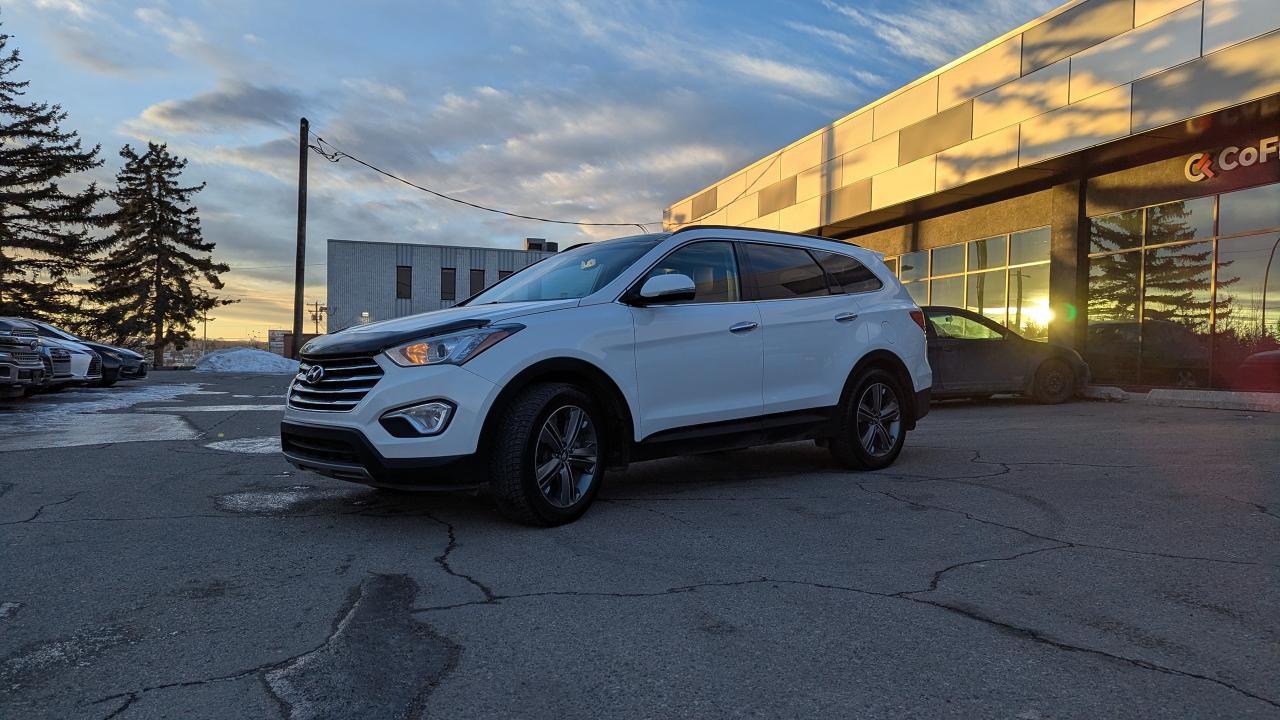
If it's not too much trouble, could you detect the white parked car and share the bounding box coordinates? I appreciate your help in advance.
[282,227,932,525]
[35,336,102,389]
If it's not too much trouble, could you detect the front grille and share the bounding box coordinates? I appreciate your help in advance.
[88,356,102,377]
[49,349,72,378]
[281,429,362,465]
[288,355,384,412]
[10,327,37,340]
[13,352,39,364]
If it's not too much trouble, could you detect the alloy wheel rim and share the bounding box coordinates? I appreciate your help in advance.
[855,382,901,458]
[534,405,599,508]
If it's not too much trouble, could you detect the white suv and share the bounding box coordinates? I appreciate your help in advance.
[282,227,931,525]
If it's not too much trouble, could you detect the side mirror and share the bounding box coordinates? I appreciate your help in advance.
[636,273,696,304]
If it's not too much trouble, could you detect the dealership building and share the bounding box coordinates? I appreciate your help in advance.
[664,0,1280,391]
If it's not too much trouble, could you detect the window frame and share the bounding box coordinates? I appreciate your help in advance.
[395,265,412,300]
[440,267,456,302]
[738,241,833,302]
[623,239,746,306]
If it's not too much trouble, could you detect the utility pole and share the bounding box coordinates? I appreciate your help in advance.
[292,117,309,359]
[199,312,214,357]
[308,300,327,334]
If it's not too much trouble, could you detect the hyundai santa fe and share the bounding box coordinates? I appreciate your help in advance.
[281,227,932,525]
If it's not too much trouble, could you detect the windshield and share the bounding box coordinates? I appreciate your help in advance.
[465,236,665,305]
[35,321,81,342]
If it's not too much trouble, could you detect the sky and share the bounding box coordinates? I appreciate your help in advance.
[6,0,1059,340]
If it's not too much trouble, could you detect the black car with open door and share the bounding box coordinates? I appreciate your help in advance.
[923,306,1090,404]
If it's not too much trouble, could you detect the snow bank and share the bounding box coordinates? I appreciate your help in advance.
[193,348,300,374]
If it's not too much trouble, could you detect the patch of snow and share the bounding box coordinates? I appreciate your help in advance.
[205,436,282,454]
[193,348,300,375]
[215,485,361,515]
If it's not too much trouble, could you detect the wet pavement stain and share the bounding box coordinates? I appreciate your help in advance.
[213,485,375,516]
[264,574,459,720]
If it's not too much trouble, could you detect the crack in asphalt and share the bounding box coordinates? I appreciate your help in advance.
[854,483,1266,568]
[420,510,497,603]
[90,575,458,720]
[411,574,1279,710]
[0,493,80,525]
[896,544,1073,595]
[1224,496,1280,522]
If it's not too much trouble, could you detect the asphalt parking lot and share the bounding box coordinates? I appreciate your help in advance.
[1,372,1277,719]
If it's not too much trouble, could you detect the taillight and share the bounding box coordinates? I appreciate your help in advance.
[909,309,926,332]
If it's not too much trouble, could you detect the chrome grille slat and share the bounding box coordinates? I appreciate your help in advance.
[289,354,384,412]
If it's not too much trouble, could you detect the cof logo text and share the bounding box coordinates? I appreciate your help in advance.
[1185,135,1280,182]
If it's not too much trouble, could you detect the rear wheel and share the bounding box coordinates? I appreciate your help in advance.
[1031,359,1075,404]
[829,369,907,471]
[489,383,605,526]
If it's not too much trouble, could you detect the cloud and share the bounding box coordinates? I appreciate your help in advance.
[712,52,860,102]
[134,80,309,134]
[46,24,139,75]
[822,0,1059,66]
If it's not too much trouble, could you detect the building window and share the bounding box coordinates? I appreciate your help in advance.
[396,266,412,299]
[884,226,1052,339]
[1087,184,1280,390]
[498,270,513,281]
[440,267,456,301]
[470,269,486,295]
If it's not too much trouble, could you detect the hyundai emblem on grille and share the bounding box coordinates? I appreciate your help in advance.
[306,364,325,383]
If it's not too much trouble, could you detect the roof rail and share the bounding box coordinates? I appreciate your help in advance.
[668,224,863,248]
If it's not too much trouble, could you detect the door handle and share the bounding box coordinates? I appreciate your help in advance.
[834,312,858,323]
[729,321,759,334]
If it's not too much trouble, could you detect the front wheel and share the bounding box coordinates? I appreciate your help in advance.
[489,383,605,526]
[829,369,908,471]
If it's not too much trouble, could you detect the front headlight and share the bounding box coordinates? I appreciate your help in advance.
[384,325,522,367]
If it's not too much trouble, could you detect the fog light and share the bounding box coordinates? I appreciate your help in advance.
[380,400,454,437]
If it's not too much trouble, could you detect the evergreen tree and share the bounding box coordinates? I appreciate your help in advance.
[0,27,103,317]
[87,143,232,365]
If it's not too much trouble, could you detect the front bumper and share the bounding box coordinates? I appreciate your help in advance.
[0,360,45,387]
[280,421,481,489]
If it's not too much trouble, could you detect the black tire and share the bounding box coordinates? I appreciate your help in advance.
[1031,358,1075,404]
[829,368,908,471]
[489,382,605,526]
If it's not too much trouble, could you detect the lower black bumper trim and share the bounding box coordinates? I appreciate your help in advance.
[280,421,481,489]
[915,388,932,423]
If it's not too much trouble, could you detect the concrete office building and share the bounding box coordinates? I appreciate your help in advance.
[325,239,556,332]
[664,0,1280,391]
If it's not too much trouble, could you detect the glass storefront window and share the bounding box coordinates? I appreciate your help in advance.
[1140,241,1212,387]
[1010,228,1050,266]
[904,280,927,305]
[931,244,965,276]
[1213,232,1280,390]
[1146,196,1214,246]
[1219,184,1280,238]
[1087,182,1280,390]
[930,275,964,307]
[1087,251,1142,385]
[968,236,1007,271]
[966,269,1006,325]
[883,257,898,276]
[899,251,928,281]
[1008,263,1050,341]
[1090,208,1142,254]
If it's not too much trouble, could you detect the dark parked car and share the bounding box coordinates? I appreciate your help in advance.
[923,306,1090,404]
[1236,350,1280,392]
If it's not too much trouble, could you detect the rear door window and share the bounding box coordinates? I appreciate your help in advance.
[741,243,830,300]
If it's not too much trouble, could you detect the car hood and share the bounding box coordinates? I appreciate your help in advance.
[301,299,579,357]
[38,337,96,354]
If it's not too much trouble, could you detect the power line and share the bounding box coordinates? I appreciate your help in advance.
[306,132,657,234]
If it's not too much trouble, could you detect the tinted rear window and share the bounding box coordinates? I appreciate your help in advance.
[742,243,829,300]
[811,250,882,294]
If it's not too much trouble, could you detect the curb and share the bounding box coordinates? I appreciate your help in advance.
[1082,386,1279,413]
